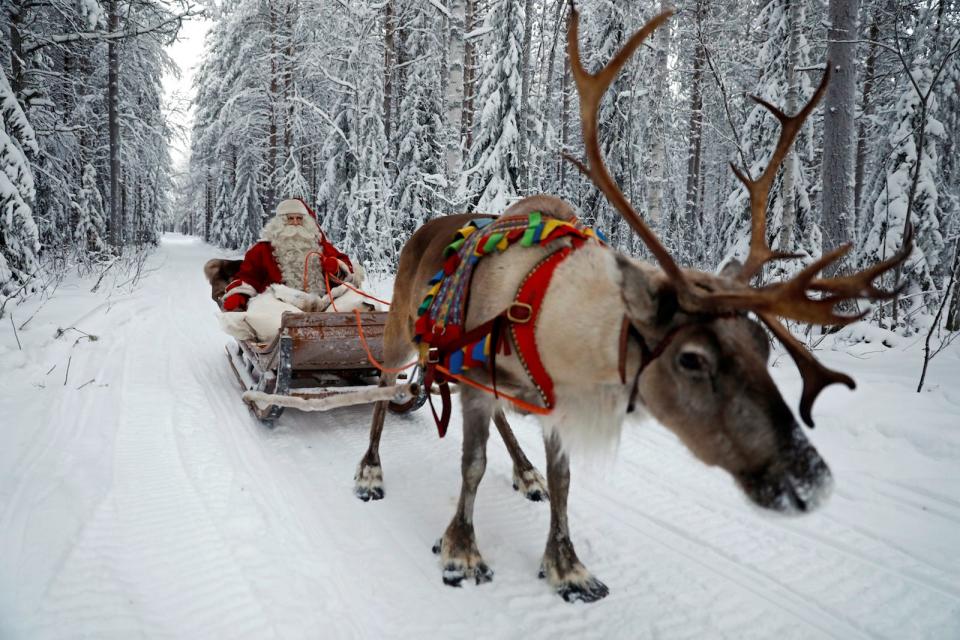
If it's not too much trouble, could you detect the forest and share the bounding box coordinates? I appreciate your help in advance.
[2,0,959,337]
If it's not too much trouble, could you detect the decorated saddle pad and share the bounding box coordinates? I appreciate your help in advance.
[414,211,603,375]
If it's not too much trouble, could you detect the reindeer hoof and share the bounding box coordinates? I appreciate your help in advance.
[437,532,494,587]
[354,463,384,501]
[432,538,442,555]
[442,562,494,587]
[512,468,549,502]
[557,577,609,603]
[354,486,384,502]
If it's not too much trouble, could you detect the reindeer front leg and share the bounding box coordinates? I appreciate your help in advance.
[355,307,413,501]
[432,387,495,586]
[354,372,395,501]
[540,431,609,602]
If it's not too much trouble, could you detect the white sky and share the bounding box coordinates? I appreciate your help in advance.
[161,15,212,172]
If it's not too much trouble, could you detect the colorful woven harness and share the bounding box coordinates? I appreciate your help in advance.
[414,212,604,436]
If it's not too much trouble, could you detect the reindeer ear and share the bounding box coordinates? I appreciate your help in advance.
[617,255,678,328]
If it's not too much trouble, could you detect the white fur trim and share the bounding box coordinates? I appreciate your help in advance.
[276,199,309,216]
[244,291,302,341]
[217,312,257,341]
[225,281,257,298]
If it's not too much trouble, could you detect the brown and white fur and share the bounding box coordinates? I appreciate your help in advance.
[356,194,832,603]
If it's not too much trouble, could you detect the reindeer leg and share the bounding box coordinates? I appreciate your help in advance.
[432,387,495,586]
[354,375,395,501]
[539,431,609,603]
[355,310,410,501]
[492,409,548,502]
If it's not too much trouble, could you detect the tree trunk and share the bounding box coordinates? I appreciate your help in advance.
[108,0,122,247]
[265,0,279,209]
[646,6,670,227]
[446,0,466,191]
[559,51,570,190]
[518,0,534,192]
[462,0,477,158]
[7,1,25,99]
[820,0,858,277]
[777,0,802,253]
[205,169,213,241]
[684,0,707,257]
[283,0,295,154]
[383,0,395,152]
[854,15,879,221]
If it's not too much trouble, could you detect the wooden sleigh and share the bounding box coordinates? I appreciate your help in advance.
[225,309,426,426]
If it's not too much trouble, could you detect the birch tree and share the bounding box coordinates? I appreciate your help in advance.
[820,0,858,276]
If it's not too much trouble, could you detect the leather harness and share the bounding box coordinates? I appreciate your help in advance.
[424,245,574,436]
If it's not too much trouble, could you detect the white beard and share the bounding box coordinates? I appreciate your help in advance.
[260,216,327,293]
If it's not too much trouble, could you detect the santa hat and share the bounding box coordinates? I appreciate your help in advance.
[276,198,317,220]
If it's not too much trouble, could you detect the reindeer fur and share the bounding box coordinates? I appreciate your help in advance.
[356,195,833,603]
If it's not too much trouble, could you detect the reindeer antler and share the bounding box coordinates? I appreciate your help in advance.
[731,70,831,282]
[566,8,914,426]
[565,8,682,284]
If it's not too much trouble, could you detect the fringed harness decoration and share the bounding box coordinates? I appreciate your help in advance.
[415,212,604,436]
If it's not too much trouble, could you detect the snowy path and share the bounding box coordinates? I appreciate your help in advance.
[2,235,959,639]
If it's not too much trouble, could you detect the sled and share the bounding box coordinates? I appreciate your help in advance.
[226,310,426,426]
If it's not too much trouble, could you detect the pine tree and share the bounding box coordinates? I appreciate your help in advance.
[0,70,40,291]
[720,0,820,279]
[460,0,526,212]
[73,163,107,257]
[393,5,445,235]
[860,66,945,328]
[278,148,310,201]
[231,150,265,249]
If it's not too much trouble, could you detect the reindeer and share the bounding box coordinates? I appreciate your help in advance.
[354,9,911,603]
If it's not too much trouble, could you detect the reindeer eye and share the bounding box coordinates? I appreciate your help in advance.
[677,351,707,372]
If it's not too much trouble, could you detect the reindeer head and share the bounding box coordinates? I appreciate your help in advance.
[567,9,911,513]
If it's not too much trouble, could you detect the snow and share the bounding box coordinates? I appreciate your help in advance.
[1,235,959,638]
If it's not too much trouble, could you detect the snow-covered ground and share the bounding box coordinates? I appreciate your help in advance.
[2,234,959,639]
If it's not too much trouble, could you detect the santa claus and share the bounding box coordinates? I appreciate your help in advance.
[223,198,354,311]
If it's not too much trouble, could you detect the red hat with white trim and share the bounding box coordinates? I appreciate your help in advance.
[275,198,311,218]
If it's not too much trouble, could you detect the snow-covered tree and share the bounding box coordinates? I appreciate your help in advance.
[720,0,821,279]
[73,163,107,256]
[230,150,265,249]
[460,0,525,212]
[278,148,310,202]
[0,69,40,291]
[393,4,445,234]
[860,67,945,327]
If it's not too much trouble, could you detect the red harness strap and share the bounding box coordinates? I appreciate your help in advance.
[424,245,574,437]
[507,246,572,409]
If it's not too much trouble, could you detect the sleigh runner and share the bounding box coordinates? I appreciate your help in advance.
[225,309,426,425]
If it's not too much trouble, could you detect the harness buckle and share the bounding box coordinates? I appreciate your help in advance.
[427,347,441,364]
[507,302,533,323]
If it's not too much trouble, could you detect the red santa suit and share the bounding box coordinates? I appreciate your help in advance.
[223,199,353,311]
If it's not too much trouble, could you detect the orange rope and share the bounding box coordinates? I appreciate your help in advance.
[324,271,339,312]
[435,364,552,415]
[353,309,418,373]
[328,274,393,307]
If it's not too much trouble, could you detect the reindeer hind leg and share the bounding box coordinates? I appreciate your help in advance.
[433,386,495,586]
[492,409,548,502]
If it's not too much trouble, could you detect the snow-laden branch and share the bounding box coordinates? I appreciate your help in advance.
[22,5,204,55]
[287,96,351,147]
